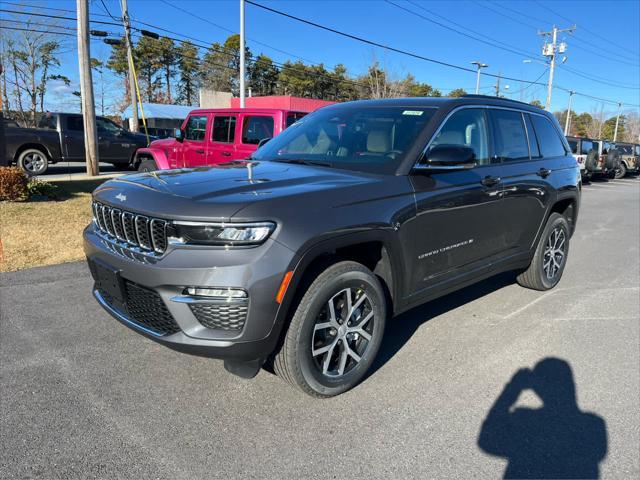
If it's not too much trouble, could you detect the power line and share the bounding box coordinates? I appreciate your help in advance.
[0,25,76,37]
[533,0,639,58]
[157,0,320,66]
[386,0,538,59]
[558,64,640,90]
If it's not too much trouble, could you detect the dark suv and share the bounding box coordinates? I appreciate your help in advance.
[84,96,581,397]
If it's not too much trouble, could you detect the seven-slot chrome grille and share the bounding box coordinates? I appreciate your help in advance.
[92,201,168,254]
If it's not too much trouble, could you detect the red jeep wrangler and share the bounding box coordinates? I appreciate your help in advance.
[135,108,307,171]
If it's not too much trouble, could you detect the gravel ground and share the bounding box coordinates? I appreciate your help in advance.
[1,176,638,479]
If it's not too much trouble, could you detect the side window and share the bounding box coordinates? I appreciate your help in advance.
[530,114,567,158]
[242,116,275,145]
[67,116,84,132]
[212,116,236,143]
[286,112,306,128]
[582,140,593,153]
[567,140,578,154]
[490,110,530,162]
[184,115,208,141]
[427,108,490,165]
[38,115,56,130]
[524,114,541,158]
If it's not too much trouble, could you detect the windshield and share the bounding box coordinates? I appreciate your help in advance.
[252,105,438,174]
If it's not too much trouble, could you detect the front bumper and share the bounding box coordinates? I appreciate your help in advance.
[83,224,297,365]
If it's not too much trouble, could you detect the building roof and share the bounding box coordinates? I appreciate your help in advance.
[121,102,196,120]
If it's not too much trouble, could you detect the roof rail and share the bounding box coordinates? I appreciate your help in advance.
[461,94,533,107]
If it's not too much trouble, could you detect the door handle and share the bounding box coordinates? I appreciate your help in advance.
[481,175,501,187]
[221,151,231,157]
[537,168,552,178]
[195,149,205,154]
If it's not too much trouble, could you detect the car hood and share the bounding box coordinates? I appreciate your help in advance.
[93,160,396,221]
[148,137,175,148]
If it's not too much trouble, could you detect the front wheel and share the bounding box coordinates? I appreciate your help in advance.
[273,261,387,397]
[517,213,570,291]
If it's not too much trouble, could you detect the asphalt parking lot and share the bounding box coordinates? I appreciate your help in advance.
[1,177,638,479]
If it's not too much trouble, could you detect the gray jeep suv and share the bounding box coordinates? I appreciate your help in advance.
[84,96,581,397]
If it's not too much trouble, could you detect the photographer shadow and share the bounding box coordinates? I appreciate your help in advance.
[478,358,608,479]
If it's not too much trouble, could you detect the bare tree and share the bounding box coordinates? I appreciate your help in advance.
[622,110,640,143]
[585,105,607,139]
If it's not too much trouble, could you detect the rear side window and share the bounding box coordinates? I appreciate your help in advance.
[428,108,490,165]
[582,140,594,152]
[67,116,84,131]
[242,116,274,145]
[184,115,208,141]
[530,115,567,158]
[490,110,529,162]
[39,115,56,130]
[212,116,236,143]
[286,112,306,128]
[567,140,578,154]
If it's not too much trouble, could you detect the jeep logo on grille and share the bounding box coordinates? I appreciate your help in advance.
[115,193,127,202]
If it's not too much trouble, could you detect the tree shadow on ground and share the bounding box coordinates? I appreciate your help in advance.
[368,271,517,377]
[478,358,608,479]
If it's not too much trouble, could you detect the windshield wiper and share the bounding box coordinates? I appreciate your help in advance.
[273,158,334,168]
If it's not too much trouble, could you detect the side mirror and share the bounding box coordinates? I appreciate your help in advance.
[257,137,272,148]
[174,128,184,142]
[414,145,477,172]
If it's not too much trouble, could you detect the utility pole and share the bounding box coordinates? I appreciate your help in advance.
[121,0,138,132]
[539,24,575,110]
[613,102,622,142]
[564,90,574,135]
[77,0,99,175]
[494,72,501,97]
[471,61,488,94]
[239,0,246,108]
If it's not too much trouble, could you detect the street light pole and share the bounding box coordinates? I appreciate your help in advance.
[564,90,574,136]
[613,102,622,142]
[471,61,488,94]
[239,0,246,108]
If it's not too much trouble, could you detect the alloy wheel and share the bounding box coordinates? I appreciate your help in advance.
[543,227,566,280]
[23,152,46,174]
[311,287,374,377]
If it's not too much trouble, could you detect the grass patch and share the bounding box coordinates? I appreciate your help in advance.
[0,179,107,272]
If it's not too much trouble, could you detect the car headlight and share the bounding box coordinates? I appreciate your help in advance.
[168,221,276,246]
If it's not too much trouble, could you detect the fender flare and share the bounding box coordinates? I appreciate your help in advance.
[134,147,171,170]
[271,229,407,336]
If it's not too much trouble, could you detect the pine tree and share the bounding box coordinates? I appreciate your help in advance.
[177,41,199,105]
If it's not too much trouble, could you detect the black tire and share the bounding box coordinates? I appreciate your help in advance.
[138,159,157,172]
[614,162,627,179]
[17,148,48,176]
[517,213,570,291]
[273,261,387,398]
[585,149,599,172]
[605,149,620,170]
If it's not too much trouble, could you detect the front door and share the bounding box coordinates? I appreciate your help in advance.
[181,114,210,167]
[408,107,504,294]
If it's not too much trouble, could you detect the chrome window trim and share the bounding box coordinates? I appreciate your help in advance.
[415,104,560,168]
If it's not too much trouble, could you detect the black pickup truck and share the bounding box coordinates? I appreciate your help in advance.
[3,113,148,175]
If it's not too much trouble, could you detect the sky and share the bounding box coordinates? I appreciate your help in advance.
[3,0,639,118]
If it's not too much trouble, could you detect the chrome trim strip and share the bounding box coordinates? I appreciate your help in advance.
[93,289,165,337]
[172,221,275,228]
[170,295,248,305]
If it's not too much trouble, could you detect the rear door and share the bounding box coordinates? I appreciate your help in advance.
[209,114,238,163]
[181,114,210,167]
[236,114,276,160]
[63,115,86,160]
[491,109,560,255]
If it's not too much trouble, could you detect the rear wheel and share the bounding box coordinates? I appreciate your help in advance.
[274,261,386,397]
[138,158,157,172]
[614,162,627,179]
[517,213,570,291]
[17,148,48,176]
